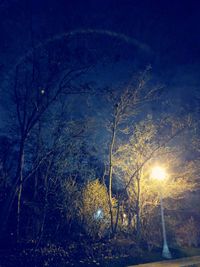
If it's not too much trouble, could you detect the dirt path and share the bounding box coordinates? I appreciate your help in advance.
[128,256,200,267]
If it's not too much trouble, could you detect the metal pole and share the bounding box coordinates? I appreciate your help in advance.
[160,192,172,259]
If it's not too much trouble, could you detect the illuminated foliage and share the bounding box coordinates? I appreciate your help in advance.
[113,115,198,242]
[81,179,111,239]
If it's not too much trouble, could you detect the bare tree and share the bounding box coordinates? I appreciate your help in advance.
[105,66,159,236]
[0,43,90,239]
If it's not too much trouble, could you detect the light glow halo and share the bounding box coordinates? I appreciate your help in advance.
[151,166,166,181]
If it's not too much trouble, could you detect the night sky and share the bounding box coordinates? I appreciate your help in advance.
[0,0,200,123]
[1,1,200,262]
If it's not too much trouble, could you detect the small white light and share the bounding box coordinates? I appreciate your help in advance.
[94,208,103,220]
[41,89,45,95]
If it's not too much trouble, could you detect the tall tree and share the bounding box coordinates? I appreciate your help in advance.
[105,66,159,236]
[0,43,90,239]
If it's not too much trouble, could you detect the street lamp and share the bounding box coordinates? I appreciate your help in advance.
[151,166,172,259]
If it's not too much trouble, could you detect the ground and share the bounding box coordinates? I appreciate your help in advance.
[0,240,200,267]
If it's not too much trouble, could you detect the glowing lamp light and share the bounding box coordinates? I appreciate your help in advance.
[151,166,166,181]
[97,209,102,217]
[94,208,103,220]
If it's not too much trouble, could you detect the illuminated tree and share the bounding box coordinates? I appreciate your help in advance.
[104,66,161,235]
[113,115,198,242]
[81,179,111,239]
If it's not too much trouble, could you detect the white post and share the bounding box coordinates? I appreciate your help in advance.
[160,193,172,259]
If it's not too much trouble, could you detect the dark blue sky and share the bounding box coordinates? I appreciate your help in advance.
[0,0,200,115]
[1,0,199,63]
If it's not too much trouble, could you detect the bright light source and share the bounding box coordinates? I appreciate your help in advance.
[97,209,101,216]
[94,208,103,220]
[151,166,166,181]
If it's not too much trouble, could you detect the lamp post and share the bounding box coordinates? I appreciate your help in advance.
[151,166,172,259]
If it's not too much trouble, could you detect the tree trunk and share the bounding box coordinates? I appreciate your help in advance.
[0,136,26,239]
[16,144,24,241]
[36,158,52,247]
[135,171,141,243]
[108,119,117,235]
[113,198,120,234]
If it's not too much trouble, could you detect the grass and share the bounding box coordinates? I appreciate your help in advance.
[180,247,200,257]
[0,242,200,267]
